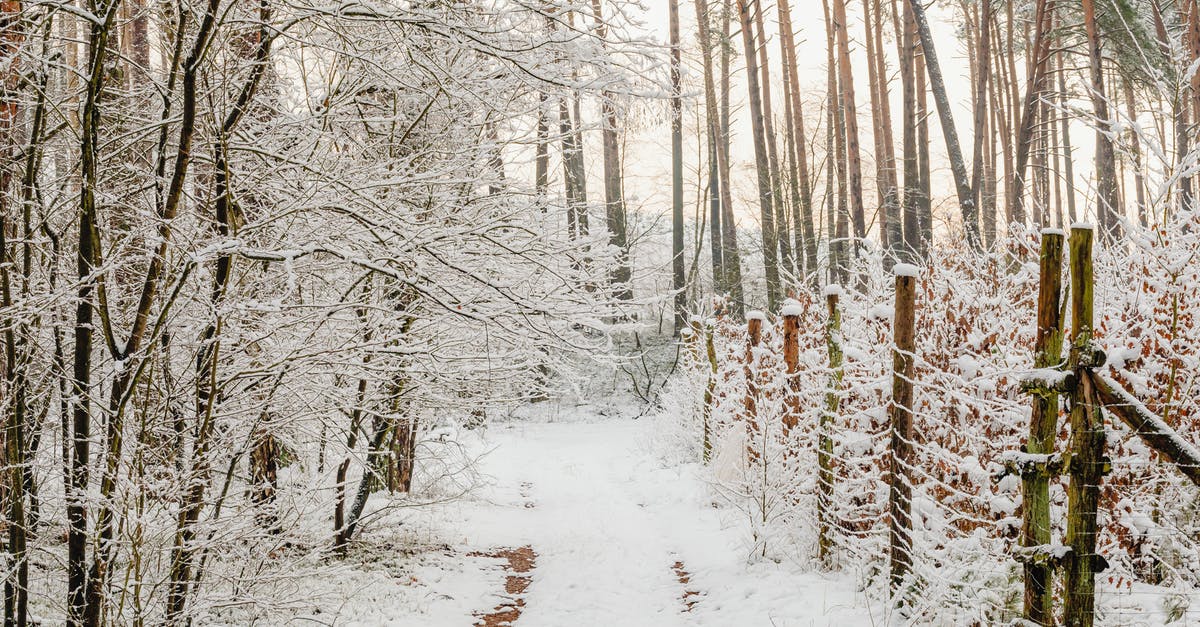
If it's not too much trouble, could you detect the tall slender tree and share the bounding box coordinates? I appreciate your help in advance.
[832,0,867,250]
[908,0,978,248]
[738,0,781,308]
[1082,0,1121,237]
[777,0,818,285]
[671,0,686,330]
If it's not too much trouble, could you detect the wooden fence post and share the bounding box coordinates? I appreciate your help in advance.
[781,300,802,437]
[1064,225,1106,627]
[820,286,843,565]
[745,312,765,461]
[889,265,917,595]
[701,317,717,463]
[1019,229,1065,625]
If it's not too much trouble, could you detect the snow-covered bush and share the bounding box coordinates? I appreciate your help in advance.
[659,225,1200,625]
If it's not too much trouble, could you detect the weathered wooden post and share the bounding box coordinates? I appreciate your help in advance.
[1017,229,1066,625]
[744,312,765,461]
[1064,225,1106,627]
[687,315,704,366]
[781,300,802,437]
[819,285,843,565]
[889,265,917,594]
[700,317,717,463]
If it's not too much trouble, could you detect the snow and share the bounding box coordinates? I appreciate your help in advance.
[893,262,920,278]
[1070,221,1095,230]
[1021,367,1070,387]
[821,283,843,298]
[780,298,803,317]
[1105,345,1141,370]
[1040,227,1065,236]
[746,310,767,322]
[280,420,877,625]
[1098,372,1200,466]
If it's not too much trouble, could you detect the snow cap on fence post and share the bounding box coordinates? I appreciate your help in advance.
[781,300,801,435]
[893,262,920,278]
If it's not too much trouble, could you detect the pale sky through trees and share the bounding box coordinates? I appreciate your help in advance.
[621,1,1101,235]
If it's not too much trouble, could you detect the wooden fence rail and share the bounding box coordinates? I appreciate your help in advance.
[691,227,1200,622]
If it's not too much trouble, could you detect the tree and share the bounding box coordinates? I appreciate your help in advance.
[672,0,686,331]
[1083,0,1122,237]
[737,0,781,308]
[908,0,979,248]
[777,0,818,285]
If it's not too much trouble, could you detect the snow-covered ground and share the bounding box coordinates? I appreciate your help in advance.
[279,418,879,626]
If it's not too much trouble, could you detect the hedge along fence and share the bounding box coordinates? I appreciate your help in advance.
[669,225,1200,626]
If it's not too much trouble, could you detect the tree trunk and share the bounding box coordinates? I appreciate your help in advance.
[909,0,978,248]
[737,0,781,308]
[832,0,867,249]
[1123,80,1147,227]
[824,0,849,284]
[777,0,818,286]
[895,0,919,258]
[671,0,686,330]
[1081,0,1121,238]
[752,0,793,279]
[1021,231,1064,625]
[1064,226,1104,627]
[718,0,745,315]
[695,0,724,296]
[590,0,631,299]
[1007,0,1053,232]
[970,0,992,239]
[1057,49,1078,225]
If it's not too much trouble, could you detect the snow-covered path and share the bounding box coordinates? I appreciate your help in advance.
[453,419,878,626]
[301,418,879,625]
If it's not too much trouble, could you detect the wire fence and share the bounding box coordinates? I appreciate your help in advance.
[663,232,1200,625]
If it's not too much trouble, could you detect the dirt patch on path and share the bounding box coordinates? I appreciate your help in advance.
[470,545,538,626]
[672,560,701,612]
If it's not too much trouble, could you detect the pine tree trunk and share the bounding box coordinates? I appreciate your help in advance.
[737,0,781,308]
[909,0,978,247]
[1007,0,1053,231]
[752,0,793,279]
[695,0,725,295]
[970,0,992,238]
[832,0,867,249]
[777,0,818,286]
[671,0,686,330]
[895,0,919,258]
[1123,80,1147,227]
[824,0,849,284]
[1081,0,1121,238]
[718,0,745,315]
[590,0,631,299]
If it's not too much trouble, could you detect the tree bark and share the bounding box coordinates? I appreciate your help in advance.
[671,0,686,331]
[1081,0,1121,238]
[777,0,818,286]
[1007,0,1053,232]
[590,0,631,299]
[737,0,781,308]
[752,0,793,278]
[832,0,867,249]
[908,0,978,248]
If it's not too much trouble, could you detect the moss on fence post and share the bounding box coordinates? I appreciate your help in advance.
[819,286,843,566]
[1021,229,1065,625]
[1064,225,1106,627]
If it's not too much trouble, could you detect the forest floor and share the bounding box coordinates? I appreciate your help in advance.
[286,416,879,626]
